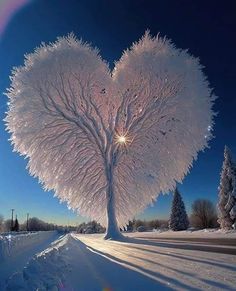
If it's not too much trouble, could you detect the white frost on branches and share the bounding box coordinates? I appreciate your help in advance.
[218,146,236,229]
[5,33,215,228]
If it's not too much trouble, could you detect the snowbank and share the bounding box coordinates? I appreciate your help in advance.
[127,228,236,239]
[5,233,236,290]
[0,231,57,262]
[6,234,170,291]
[6,235,70,291]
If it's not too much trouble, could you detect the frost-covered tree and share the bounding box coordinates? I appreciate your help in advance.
[5,33,215,239]
[169,188,189,231]
[226,187,236,227]
[223,147,236,228]
[218,146,236,229]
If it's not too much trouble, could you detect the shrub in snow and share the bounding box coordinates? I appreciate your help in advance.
[125,220,135,232]
[133,219,146,230]
[137,225,147,232]
[218,146,236,229]
[147,219,160,230]
[169,188,189,231]
[6,33,215,240]
[77,221,105,234]
[84,227,94,234]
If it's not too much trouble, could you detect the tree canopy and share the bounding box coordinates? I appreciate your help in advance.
[6,33,215,233]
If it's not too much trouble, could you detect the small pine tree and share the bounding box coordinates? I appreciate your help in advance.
[218,146,236,229]
[14,216,19,232]
[169,188,189,231]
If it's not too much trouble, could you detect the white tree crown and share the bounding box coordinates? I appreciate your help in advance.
[6,32,215,227]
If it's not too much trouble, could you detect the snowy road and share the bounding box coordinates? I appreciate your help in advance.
[133,236,236,255]
[4,232,236,291]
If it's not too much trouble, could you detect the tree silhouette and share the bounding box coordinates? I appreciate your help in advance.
[13,216,19,232]
[191,199,218,229]
[6,33,215,239]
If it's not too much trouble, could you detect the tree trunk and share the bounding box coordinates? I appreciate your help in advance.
[104,163,123,240]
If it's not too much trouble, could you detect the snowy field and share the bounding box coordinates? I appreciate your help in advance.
[1,230,236,290]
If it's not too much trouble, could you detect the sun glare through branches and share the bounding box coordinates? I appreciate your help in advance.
[115,133,132,146]
[5,32,215,238]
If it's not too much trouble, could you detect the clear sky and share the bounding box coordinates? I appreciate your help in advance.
[0,0,235,226]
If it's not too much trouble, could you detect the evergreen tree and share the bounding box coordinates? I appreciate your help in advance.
[14,216,19,232]
[225,185,236,226]
[169,188,189,231]
[218,146,236,229]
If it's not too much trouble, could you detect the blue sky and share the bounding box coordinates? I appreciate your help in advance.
[0,0,235,226]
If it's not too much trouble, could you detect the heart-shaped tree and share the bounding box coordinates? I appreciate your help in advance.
[5,32,215,239]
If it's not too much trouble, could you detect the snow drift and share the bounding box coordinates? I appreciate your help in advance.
[0,231,57,261]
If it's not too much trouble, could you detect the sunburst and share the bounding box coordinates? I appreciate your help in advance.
[115,132,132,146]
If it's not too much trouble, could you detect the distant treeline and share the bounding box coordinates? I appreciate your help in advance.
[0,198,219,234]
[74,219,169,234]
[0,216,76,233]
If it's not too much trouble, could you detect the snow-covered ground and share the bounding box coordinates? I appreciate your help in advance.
[0,231,58,261]
[0,231,59,289]
[130,228,236,239]
[2,231,236,290]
